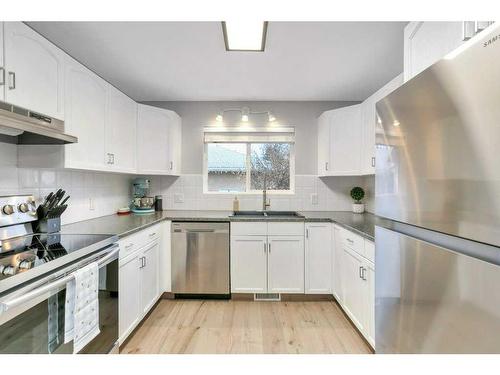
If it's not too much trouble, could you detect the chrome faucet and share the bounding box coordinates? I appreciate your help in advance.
[262,177,270,211]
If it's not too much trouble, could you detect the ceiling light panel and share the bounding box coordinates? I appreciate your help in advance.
[222,21,268,51]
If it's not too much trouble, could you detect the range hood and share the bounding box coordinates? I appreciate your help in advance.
[0,101,77,144]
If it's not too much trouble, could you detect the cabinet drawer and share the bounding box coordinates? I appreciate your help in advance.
[231,222,267,236]
[338,227,364,256]
[119,224,161,258]
[267,222,304,236]
[364,239,375,263]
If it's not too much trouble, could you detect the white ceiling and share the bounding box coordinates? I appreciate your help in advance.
[27,21,406,102]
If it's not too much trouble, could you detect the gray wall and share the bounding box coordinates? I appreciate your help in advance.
[143,101,359,175]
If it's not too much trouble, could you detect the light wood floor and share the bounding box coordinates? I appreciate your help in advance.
[121,299,372,354]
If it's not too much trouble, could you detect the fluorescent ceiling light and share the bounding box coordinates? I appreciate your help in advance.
[222,21,268,51]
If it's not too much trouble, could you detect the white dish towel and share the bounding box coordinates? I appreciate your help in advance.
[64,262,100,353]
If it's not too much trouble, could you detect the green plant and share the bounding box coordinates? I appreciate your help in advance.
[350,187,365,203]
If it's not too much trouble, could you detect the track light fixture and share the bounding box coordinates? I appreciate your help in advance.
[215,107,277,124]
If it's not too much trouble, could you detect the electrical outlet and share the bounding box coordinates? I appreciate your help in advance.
[174,193,184,203]
[310,193,319,205]
[89,197,95,211]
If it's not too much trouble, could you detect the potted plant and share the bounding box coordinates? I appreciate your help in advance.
[350,187,365,213]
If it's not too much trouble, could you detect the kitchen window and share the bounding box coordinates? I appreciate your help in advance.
[203,127,295,193]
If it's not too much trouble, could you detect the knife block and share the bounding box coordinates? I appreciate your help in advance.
[34,217,61,234]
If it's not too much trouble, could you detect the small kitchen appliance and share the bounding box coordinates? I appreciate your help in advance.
[131,178,155,214]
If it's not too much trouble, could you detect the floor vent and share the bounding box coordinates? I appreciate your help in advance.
[254,293,281,301]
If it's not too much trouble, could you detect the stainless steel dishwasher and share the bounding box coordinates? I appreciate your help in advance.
[171,222,230,297]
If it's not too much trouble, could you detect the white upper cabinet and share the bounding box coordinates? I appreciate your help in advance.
[317,104,362,176]
[305,223,332,294]
[361,74,403,174]
[167,111,182,175]
[137,104,181,175]
[0,23,4,102]
[3,22,65,119]
[64,57,108,171]
[317,112,330,175]
[106,86,137,173]
[404,22,465,82]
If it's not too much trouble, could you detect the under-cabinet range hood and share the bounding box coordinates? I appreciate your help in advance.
[0,101,77,144]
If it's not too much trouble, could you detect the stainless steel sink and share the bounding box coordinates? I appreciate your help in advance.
[231,211,304,218]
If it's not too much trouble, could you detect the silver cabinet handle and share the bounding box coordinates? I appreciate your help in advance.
[8,71,15,90]
[362,267,367,281]
[306,229,309,239]
[149,232,156,237]
[106,153,111,164]
[124,243,134,249]
[371,157,375,167]
[268,243,271,253]
[359,266,363,279]
[170,161,173,170]
[462,21,475,41]
[325,162,329,171]
[346,238,354,244]
[264,242,267,253]
[143,256,146,267]
[111,153,115,165]
[0,67,5,86]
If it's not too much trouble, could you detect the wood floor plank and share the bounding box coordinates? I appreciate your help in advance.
[121,299,372,354]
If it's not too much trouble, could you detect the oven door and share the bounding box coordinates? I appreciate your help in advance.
[0,245,119,354]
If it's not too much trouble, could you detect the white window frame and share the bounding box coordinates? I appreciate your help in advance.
[203,141,295,195]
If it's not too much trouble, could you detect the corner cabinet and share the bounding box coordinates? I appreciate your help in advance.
[317,104,363,176]
[2,22,65,119]
[137,104,182,175]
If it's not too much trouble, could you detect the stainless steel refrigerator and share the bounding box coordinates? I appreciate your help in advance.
[375,23,500,353]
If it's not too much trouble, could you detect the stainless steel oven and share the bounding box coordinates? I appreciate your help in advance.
[0,245,119,354]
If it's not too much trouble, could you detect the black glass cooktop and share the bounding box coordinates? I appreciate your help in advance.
[0,233,114,281]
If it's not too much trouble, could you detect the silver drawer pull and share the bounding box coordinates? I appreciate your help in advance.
[124,243,134,249]
[346,238,354,243]
[149,232,156,237]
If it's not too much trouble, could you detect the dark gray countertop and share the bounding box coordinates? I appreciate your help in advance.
[62,210,375,241]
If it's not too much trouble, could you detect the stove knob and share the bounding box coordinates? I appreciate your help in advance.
[2,205,14,215]
[18,203,29,213]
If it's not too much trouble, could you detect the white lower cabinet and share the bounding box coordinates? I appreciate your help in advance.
[230,235,268,293]
[118,252,141,343]
[305,223,332,294]
[268,236,304,293]
[118,225,163,345]
[336,232,375,348]
[230,222,304,294]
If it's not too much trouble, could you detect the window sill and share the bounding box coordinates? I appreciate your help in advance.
[203,190,295,196]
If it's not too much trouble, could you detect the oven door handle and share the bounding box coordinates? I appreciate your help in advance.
[0,246,119,313]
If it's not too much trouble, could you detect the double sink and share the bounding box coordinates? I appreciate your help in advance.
[231,211,305,219]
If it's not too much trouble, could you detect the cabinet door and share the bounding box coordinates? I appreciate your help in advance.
[332,226,344,302]
[329,104,362,175]
[106,86,137,173]
[3,22,65,119]
[404,22,464,81]
[230,235,267,293]
[137,104,170,174]
[119,253,141,343]
[342,246,365,331]
[317,112,330,176]
[64,58,107,170]
[0,22,4,102]
[140,241,160,314]
[167,113,182,175]
[305,223,332,294]
[363,260,375,347]
[268,236,304,293]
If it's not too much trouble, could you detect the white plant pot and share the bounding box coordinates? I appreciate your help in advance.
[352,203,365,214]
